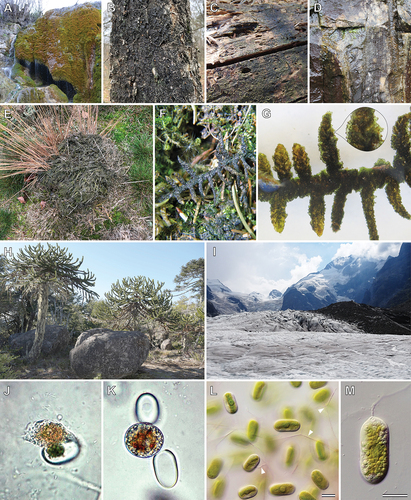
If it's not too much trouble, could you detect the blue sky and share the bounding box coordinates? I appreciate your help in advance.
[207,241,402,296]
[2,242,204,300]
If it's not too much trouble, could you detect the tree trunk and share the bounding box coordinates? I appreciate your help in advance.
[110,0,203,103]
[27,283,48,361]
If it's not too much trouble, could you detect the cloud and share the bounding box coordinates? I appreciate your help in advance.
[333,242,401,261]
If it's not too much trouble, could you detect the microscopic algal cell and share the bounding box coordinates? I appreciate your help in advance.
[273,419,301,432]
[311,469,329,490]
[269,483,296,496]
[360,416,389,484]
[243,453,260,472]
[252,381,266,400]
[315,440,329,461]
[124,422,164,458]
[23,420,70,448]
[208,457,224,479]
[224,392,238,414]
[238,485,258,499]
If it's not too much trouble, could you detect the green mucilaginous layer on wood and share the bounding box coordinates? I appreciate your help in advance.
[14,4,101,102]
[259,111,411,240]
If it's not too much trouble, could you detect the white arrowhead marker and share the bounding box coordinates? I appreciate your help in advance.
[261,468,265,474]
[318,408,324,413]
[308,430,313,436]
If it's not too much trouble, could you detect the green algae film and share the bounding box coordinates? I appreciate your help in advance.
[243,454,260,472]
[224,392,238,414]
[312,388,331,403]
[211,478,226,498]
[274,419,301,432]
[285,445,295,467]
[298,491,316,500]
[207,458,223,479]
[311,469,329,490]
[269,483,296,496]
[247,419,259,441]
[360,416,389,484]
[315,440,329,461]
[238,485,258,499]
[252,381,266,400]
[309,382,327,389]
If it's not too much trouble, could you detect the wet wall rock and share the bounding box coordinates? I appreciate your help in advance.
[14,3,101,102]
[311,0,411,102]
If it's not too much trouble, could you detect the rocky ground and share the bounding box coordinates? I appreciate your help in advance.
[207,309,411,379]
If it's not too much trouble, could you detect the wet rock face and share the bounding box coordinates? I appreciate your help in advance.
[310,0,411,102]
[14,4,101,102]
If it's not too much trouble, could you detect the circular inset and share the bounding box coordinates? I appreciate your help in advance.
[124,422,164,458]
[135,392,160,424]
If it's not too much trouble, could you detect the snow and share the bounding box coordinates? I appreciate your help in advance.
[207,311,411,379]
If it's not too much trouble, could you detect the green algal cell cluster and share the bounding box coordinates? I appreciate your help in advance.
[360,416,389,484]
[224,392,238,414]
[259,111,411,240]
[269,483,296,496]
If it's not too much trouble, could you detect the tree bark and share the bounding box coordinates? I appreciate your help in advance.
[27,283,48,361]
[110,0,203,103]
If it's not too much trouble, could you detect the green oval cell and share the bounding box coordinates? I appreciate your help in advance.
[252,381,266,400]
[207,458,223,479]
[224,392,238,414]
[247,419,259,441]
[282,407,294,419]
[290,381,302,387]
[274,419,301,432]
[309,381,327,389]
[360,416,389,484]
[299,405,316,423]
[285,445,295,467]
[299,491,316,500]
[311,469,329,490]
[238,485,258,499]
[312,388,330,403]
[243,453,260,472]
[269,483,296,496]
[230,432,251,446]
[207,401,222,416]
[315,440,329,461]
[211,478,225,498]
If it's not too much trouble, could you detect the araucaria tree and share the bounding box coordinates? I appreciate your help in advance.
[173,258,204,302]
[0,244,97,361]
[110,0,203,103]
[105,276,173,330]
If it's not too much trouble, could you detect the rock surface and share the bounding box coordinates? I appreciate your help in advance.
[14,3,101,102]
[69,328,150,378]
[160,338,173,350]
[9,324,70,356]
[310,0,411,102]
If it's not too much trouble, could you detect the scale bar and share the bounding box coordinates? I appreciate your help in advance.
[322,496,336,498]
[382,495,408,498]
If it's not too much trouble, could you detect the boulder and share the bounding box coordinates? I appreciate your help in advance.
[9,85,69,103]
[160,339,173,351]
[69,328,150,379]
[9,324,70,356]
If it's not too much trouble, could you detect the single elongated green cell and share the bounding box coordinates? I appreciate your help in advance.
[285,445,295,467]
[243,454,260,472]
[312,388,330,403]
[315,440,329,461]
[230,432,251,445]
[207,458,223,479]
[224,392,238,414]
[207,401,222,416]
[269,483,296,496]
[252,381,266,400]
[247,419,259,441]
[238,485,258,499]
[290,381,302,387]
[309,381,327,389]
[311,469,329,490]
[360,416,389,484]
[299,491,316,500]
[211,478,225,498]
[282,407,294,419]
[274,419,300,432]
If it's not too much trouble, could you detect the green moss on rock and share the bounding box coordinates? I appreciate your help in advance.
[14,3,101,102]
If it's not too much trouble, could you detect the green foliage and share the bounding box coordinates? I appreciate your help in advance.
[105,276,173,330]
[0,351,18,378]
[273,144,292,181]
[346,108,383,151]
[259,111,411,240]
[173,258,204,302]
[318,112,343,175]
